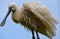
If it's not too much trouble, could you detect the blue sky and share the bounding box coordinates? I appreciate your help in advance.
[0,0,59,39]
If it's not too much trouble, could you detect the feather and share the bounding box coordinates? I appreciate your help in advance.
[23,2,58,38]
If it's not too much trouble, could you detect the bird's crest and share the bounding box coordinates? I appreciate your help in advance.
[9,2,16,8]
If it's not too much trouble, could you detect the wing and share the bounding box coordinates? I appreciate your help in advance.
[23,2,58,38]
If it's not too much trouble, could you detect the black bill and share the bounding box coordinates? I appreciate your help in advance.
[0,8,11,26]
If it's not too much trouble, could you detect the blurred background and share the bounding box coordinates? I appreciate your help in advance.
[0,0,59,39]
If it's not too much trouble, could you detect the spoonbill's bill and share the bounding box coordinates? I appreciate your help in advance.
[0,2,58,39]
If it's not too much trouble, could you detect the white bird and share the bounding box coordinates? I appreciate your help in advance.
[0,2,58,39]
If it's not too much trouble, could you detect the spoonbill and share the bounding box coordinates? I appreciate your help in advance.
[0,2,58,39]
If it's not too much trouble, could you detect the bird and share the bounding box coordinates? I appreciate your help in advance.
[0,2,58,39]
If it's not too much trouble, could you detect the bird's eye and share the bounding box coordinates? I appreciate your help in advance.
[11,7,16,12]
[10,7,14,11]
[12,7,15,10]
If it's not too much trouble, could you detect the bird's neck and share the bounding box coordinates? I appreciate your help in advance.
[12,7,24,23]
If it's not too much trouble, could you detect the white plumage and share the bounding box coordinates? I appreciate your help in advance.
[0,2,58,39]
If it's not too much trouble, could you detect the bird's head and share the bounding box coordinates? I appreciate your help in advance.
[9,2,17,12]
[0,2,17,26]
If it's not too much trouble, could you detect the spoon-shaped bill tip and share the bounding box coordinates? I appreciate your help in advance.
[0,23,5,27]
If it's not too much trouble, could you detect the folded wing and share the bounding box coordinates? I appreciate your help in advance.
[23,2,58,39]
